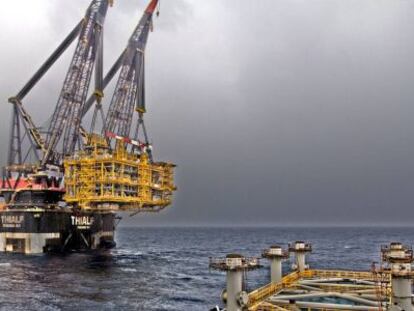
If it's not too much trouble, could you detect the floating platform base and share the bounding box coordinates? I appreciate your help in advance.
[211,242,414,311]
[0,210,115,254]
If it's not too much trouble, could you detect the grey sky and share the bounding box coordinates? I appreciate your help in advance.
[1,0,414,226]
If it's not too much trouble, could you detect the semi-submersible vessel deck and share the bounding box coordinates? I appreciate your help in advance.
[0,0,176,254]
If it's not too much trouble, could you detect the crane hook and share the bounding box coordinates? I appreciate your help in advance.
[156,0,160,17]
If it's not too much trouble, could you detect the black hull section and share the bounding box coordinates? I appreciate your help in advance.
[0,210,115,254]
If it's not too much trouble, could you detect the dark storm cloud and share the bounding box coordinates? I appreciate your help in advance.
[1,0,414,226]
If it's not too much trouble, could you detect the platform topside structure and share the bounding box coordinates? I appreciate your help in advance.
[0,0,176,254]
[210,241,414,311]
[64,142,175,211]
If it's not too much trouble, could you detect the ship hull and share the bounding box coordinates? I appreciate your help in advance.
[0,210,115,254]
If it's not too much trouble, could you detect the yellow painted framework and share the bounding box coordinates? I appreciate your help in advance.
[63,137,176,211]
[248,269,390,311]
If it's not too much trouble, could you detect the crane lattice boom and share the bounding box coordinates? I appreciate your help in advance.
[44,0,110,164]
[105,0,158,138]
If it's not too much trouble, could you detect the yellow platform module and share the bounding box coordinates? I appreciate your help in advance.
[63,138,176,212]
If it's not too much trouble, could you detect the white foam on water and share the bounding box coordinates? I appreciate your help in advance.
[121,267,137,272]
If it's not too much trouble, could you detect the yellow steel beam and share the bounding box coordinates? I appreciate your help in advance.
[63,139,175,212]
[248,269,388,310]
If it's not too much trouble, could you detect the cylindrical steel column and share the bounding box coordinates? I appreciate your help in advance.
[270,258,282,282]
[262,245,289,283]
[391,277,412,311]
[289,241,312,272]
[296,252,306,272]
[226,269,243,311]
[381,242,413,311]
[209,253,261,311]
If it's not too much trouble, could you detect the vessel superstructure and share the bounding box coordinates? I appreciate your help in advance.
[0,0,176,254]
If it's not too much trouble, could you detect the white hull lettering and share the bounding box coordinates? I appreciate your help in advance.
[71,216,94,228]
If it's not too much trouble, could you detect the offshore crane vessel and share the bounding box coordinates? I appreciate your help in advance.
[0,0,176,254]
